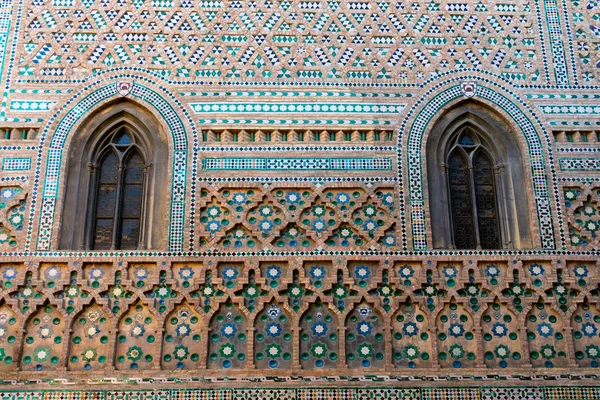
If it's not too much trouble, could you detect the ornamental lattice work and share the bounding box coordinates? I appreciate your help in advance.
[0,256,597,376]
[563,184,600,250]
[197,183,400,251]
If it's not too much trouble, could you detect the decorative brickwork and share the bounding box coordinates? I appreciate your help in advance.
[0,255,596,381]
[18,0,545,84]
[0,0,598,394]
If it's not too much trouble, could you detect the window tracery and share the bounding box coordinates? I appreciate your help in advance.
[445,129,501,249]
[426,104,533,250]
[87,128,148,250]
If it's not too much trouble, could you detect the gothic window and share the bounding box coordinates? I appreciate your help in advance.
[87,128,147,250]
[426,104,533,250]
[445,129,501,249]
[61,103,169,251]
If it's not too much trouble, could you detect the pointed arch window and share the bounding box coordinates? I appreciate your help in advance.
[87,128,148,250]
[445,128,501,249]
[426,105,533,250]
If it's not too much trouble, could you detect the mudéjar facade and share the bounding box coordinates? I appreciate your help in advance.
[0,0,598,397]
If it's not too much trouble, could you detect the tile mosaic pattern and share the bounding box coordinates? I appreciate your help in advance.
[0,388,596,399]
[202,158,392,170]
[1,158,31,171]
[569,0,600,83]
[539,105,600,114]
[559,158,600,171]
[190,103,405,114]
[0,0,12,120]
[9,100,56,112]
[541,0,570,85]
[18,0,544,84]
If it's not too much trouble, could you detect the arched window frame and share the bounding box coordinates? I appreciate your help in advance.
[425,104,534,250]
[85,127,151,250]
[60,102,170,251]
[443,127,504,250]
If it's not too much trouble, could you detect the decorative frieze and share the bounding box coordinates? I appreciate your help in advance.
[0,255,596,379]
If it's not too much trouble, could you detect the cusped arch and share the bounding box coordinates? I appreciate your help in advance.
[32,79,192,252]
[344,301,385,369]
[20,302,67,371]
[402,77,557,251]
[391,300,432,368]
[299,299,339,370]
[207,299,248,370]
[254,302,293,369]
[162,301,204,370]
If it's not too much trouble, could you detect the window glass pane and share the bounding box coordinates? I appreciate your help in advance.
[93,151,118,249]
[96,185,117,218]
[113,130,132,145]
[118,150,144,248]
[458,133,475,146]
[448,151,476,249]
[120,219,141,250]
[98,151,118,184]
[473,151,501,249]
[93,219,114,250]
[122,184,143,218]
[124,151,144,184]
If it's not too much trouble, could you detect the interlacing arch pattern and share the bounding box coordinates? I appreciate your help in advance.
[0,183,29,251]
[197,182,400,252]
[0,256,597,373]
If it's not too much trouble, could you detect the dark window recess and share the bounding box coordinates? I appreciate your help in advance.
[473,151,500,249]
[448,151,476,249]
[89,129,146,250]
[446,130,501,250]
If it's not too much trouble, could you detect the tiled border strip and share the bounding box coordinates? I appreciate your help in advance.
[0,386,599,399]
